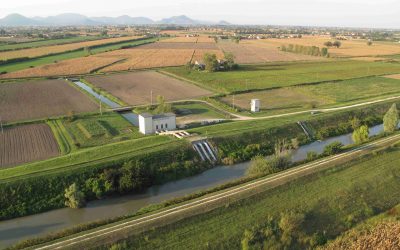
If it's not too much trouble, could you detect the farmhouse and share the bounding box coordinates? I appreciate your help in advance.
[139,113,177,135]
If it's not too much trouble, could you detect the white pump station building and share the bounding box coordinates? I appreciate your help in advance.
[251,99,260,112]
[139,113,177,135]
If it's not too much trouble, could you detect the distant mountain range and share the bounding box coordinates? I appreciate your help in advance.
[0,13,231,26]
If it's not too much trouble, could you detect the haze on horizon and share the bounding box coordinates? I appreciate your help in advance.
[1,0,399,29]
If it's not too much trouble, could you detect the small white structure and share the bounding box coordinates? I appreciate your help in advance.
[139,113,176,135]
[251,99,260,112]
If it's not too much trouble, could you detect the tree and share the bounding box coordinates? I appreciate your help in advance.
[224,52,238,70]
[324,41,333,47]
[333,41,342,48]
[352,125,369,144]
[321,47,329,57]
[383,103,399,133]
[84,46,92,55]
[203,53,219,72]
[64,183,86,208]
[154,95,172,114]
[350,116,361,130]
[367,40,373,46]
[323,141,343,156]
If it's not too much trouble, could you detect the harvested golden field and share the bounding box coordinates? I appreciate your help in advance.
[140,42,218,50]
[160,37,199,43]
[100,49,195,71]
[0,124,59,168]
[0,79,97,123]
[255,35,400,57]
[0,36,141,60]
[0,55,124,79]
[218,40,324,63]
[384,74,400,79]
[85,71,212,105]
[323,221,400,250]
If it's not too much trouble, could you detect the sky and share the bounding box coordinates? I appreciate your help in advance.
[1,0,399,28]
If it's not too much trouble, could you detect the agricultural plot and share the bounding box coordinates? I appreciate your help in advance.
[165,60,400,93]
[0,37,159,77]
[160,36,215,43]
[0,36,141,60]
[0,55,124,79]
[0,36,102,52]
[139,42,218,50]
[254,36,400,57]
[62,113,143,148]
[218,40,323,64]
[221,76,400,113]
[85,71,213,105]
[0,79,97,123]
[0,124,59,167]
[173,102,228,125]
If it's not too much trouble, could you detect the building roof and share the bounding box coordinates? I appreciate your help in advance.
[139,112,176,120]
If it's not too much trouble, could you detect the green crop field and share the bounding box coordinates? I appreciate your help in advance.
[0,36,102,52]
[219,76,400,114]
[0,37,158,74]
[62,113,143,148]
[111,144,400,250]
[165,60,400,93]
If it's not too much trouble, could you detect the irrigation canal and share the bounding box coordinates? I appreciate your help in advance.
[0,123,389,248]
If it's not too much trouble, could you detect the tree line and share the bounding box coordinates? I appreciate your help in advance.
[280,44,329,57]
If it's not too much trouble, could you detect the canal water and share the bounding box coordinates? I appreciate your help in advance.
[71,80,138,126]
[0,123,388,248]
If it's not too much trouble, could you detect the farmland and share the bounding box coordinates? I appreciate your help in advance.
[0,37,159,77]
[85,71,213,105]
[105,145,400,249]
[0,124,59,167]
[0,36,103,52]
[252,35,400,57]
[0,79,97,123]
[217,40,324,64]
[61,113,143,148]
[160,36,215,43]
[220,76,400,113]
[0,36,141,60]
[173,102,229,125]
[165,60,400,93]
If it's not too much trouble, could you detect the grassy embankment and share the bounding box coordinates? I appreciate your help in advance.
[105,143,400,250]
[0,37,159,74]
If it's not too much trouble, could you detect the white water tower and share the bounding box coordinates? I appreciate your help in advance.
[251,99,260,112]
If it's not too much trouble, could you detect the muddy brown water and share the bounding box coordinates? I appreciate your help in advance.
[0,124,388,248]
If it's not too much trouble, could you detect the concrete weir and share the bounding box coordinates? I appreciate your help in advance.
[192,140,218,162]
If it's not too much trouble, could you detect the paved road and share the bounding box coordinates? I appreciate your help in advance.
[34,133,400,250]
[110,95,400,122]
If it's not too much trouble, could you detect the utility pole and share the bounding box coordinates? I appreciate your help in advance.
[232,94,235,109]
[246,79,249,90]
[99,96,102,116]
[0,116,3,134]
[150,90,153,105]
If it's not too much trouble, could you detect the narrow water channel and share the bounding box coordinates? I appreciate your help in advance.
[0,123,388,248]
[71,80,138,126]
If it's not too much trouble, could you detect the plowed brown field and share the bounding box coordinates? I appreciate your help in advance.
[85,71,212,105]
[0,79,97,123]
[0,124,59,167]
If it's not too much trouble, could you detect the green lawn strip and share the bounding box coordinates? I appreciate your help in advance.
[0,37,158,74]
[46,120,74,155]
[114,146,400,249]
[62,112,143,148]
[0,36,103,52]
[215,76,400,116]
[0,136,177,182]
[173,102,228,119]
[164,60,400,93]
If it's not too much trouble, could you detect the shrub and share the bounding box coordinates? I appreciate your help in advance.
[64,183,86,209]
[323,141,344,156]
[352,125,369,144]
